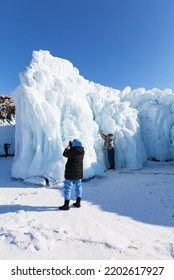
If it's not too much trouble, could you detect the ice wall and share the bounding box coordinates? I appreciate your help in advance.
[11,51,105,182]
[87,84,146,169]
[11,50,174,183]
[119,87,174,161]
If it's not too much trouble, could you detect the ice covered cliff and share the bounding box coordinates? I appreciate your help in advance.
[11,50,174,183]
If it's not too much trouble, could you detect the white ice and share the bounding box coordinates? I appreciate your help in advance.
[11,50,174,183]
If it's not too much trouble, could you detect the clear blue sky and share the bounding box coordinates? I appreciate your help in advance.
[0,0,174,94]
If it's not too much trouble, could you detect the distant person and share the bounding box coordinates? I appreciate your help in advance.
[4,143,11,158]
[100,132,115,169]
[59,139,85,211]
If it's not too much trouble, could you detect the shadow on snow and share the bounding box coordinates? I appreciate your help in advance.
[0,204,58,214]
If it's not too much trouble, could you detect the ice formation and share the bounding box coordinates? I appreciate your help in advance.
[11,50,174,183]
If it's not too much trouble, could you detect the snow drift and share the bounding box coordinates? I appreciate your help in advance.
[11,50,174,183]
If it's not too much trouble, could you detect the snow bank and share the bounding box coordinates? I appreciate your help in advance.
[11,50,174,183]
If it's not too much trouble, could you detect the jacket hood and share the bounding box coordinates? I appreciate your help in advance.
[72,139,82,147]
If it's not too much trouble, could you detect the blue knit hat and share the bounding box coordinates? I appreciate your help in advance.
[72,139,82,147]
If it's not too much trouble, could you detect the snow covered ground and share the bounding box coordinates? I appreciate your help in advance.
[0,156,174,260]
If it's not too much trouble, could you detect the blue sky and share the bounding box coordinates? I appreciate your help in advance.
[0,0,174,94]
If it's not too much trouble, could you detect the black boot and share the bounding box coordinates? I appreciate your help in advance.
[73,197,81,208]
[59,200,70,210]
